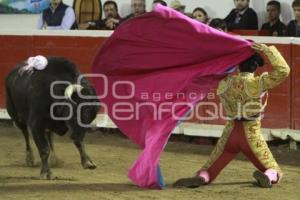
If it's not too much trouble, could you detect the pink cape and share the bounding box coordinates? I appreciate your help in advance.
[92,5,254,189]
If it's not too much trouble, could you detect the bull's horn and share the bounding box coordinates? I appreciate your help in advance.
[64,84,83,102]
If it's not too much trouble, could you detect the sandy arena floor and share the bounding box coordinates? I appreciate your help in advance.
[0,123,299,200]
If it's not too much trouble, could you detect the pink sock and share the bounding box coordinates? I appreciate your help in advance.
[264,169,278,183]
[198,171,210,183]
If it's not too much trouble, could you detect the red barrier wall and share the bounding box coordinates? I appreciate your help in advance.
[0,35,298,130]
[292,43,300,129]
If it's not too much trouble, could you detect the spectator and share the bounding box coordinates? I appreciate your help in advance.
[261,1,286,36]
[224,0,258,30]
[37,0,77,30]
[192,7,209,24]
[209,18,228,32]
[89,1,121,30]
[122,0,146,22]
[152,0,167,10]
[170,0,186,14]
[287,0,300,36]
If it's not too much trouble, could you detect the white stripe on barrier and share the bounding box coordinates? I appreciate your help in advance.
[291,38,300,45]
[241,36,293,44]
[0,30,298,45]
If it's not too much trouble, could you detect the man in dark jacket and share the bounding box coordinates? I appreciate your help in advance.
[287,0,300,36]
[261,1,287,36]
[224,0,258,31]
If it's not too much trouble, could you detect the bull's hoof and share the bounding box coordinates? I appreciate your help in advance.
[25,151,35,167]
[40,170,53,180]
[82,159,97,170]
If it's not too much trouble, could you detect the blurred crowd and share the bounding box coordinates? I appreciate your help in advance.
[37,0,300,37]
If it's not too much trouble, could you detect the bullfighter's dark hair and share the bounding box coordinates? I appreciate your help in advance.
[239,53,265,73]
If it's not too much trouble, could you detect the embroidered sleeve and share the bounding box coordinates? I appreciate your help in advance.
[260,46,290,91]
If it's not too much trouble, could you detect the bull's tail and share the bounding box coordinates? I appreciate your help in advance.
[5,76,19,125]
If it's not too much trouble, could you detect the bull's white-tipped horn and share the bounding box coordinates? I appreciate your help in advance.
[64,84,83,103]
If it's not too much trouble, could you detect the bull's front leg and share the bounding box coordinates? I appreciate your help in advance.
[74,141,96,169]
[46,131,64,167]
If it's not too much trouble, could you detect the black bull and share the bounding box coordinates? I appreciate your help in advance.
[5,57,100,179]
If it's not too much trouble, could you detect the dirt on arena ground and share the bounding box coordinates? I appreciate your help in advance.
[0,122,299,200]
